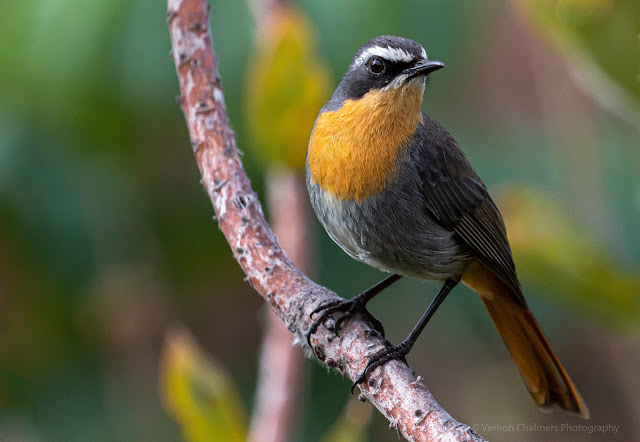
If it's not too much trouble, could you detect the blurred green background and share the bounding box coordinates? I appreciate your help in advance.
[1,0,639,441]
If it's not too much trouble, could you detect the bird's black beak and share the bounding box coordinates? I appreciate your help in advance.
[403,59,445,79]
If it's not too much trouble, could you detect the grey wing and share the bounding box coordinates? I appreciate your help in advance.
[415,114,524,303]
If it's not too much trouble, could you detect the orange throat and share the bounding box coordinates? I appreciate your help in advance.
[307,81,424,201]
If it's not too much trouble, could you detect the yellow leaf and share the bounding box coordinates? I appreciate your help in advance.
[245,5,332,171]
[321,398,373,442]
[159,327,247,442]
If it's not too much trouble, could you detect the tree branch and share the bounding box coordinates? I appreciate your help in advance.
[167,1,485,440]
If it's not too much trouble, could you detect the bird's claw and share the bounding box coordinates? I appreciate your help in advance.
[305,298,385,348]
[333,298,384,336]
[350,342,411,393]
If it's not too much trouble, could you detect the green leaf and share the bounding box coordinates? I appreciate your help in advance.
[498,187,640,332]
[515,0,640,128]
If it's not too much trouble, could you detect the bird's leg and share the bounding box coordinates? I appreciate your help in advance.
[351,278,459,392]
[306,274,402,346]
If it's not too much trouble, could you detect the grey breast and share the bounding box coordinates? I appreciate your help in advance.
[306,138,471,281]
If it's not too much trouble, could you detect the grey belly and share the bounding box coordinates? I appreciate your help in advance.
[307,181,470,281]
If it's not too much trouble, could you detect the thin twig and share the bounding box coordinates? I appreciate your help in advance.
[167,0,485,440]
[246,0,310,437]
[248,168,309,442]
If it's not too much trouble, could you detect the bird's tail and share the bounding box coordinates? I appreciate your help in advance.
[462,261,589,418]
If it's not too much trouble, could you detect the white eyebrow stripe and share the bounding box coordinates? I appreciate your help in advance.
[355,45,416,66]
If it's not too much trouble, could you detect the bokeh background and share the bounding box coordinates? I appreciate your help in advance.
[1,0,639,441]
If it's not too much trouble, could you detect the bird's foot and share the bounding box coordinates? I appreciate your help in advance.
[306,297,385,347]
[351,342,410,393]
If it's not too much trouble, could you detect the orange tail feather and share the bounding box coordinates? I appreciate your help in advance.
[462,261,589,418]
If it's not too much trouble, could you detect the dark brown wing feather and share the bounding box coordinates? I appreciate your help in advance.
[416,114,523,302]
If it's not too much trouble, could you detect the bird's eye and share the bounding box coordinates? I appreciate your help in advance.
[367,57,385,75]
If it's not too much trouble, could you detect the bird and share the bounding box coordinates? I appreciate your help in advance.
[304,35,589,417]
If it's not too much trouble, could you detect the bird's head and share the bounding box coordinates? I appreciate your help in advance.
[327,35,444,112]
